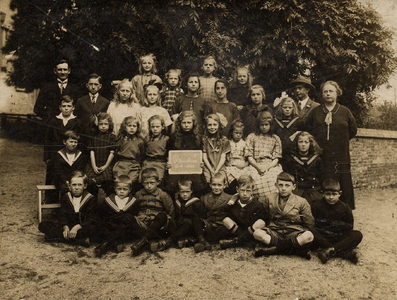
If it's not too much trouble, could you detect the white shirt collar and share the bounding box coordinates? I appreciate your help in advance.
[299,97,309,108]
[56,113,77,126]
[238,199,248,208]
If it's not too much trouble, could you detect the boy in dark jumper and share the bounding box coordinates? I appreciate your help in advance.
[311,179,363,264]
[94,175,140,257]
[38,171,96,247]
[219,175,269,249]
[53,131,87,195]
[192,173,232,253]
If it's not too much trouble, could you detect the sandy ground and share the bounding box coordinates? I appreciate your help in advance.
[1,135,397,300]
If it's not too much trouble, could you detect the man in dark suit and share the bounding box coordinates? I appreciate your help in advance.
[290,76,319,124]
[74,74,110,138]
[34,59,81,123]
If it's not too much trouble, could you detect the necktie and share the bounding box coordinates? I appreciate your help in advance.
[58,80,67,94]
[298,100,302,110]
[91,95,96,104]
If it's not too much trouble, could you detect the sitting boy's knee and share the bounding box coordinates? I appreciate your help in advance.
[299,231,314,244]
[222,217,236,229]
[252,219,266,230]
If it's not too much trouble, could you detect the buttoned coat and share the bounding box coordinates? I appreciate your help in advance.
[264,192,314,231]
[34,81,81,122]
[74,94,110,135]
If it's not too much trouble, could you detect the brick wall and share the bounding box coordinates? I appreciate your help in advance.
[351,128,397,189]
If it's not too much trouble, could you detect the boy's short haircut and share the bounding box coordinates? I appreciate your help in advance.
[211,172,225,184]
[141,168,160,182]
[322,179,341,192]
[178,179,193,191]
[59,95,74,105]
[237,175,255,188]
[114,175,133,188]
[63,130,80,141]
[277,172,296,184]
[88,73,102,84]
[69,170,88,184]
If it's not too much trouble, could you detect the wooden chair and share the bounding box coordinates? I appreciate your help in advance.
[36,185,61,223]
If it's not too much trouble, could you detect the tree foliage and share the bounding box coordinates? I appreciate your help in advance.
[364,101,397,131]
[4,0,397,124]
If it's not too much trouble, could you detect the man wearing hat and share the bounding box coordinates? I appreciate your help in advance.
[290,76,319,123]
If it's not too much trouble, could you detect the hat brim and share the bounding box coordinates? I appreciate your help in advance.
[290,81,315,90]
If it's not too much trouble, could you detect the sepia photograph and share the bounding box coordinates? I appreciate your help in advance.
[1,0,397,299]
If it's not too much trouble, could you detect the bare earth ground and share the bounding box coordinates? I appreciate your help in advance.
[0,136,396,300]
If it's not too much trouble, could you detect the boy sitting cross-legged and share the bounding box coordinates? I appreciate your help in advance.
[93,175,140,257]
[38,170,96,247]
[311,179,363,264]
[253,172,314,259]
[192,173,232,253]
[151,179,205,252]
[219,175,269,250]
[130,168,175,256]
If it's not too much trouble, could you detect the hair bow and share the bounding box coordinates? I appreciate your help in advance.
[143,80,163,92]
[215,112,229,128]
[273,91,289,107]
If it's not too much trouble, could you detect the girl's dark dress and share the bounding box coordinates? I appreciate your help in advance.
[282,152,324,205]
[305,103,357,209]
[85,132,117,183]
[228,85,250,107]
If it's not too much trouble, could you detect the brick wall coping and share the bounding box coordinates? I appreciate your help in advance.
[356,128,397,139]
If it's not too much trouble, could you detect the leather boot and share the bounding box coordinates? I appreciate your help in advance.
[318,248,335,264]
[74,237,90,248]
[94,242,112,258]
[177,237,196,249]
[150,238,172,253]
[219,237,239,250]
[115,242,125,253]
[337,249,359,264]
[254,245,278,257]
[130,237,148,256]
[194,236,212,253]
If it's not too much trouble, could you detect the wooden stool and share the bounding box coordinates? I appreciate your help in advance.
[37,185,61,223]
